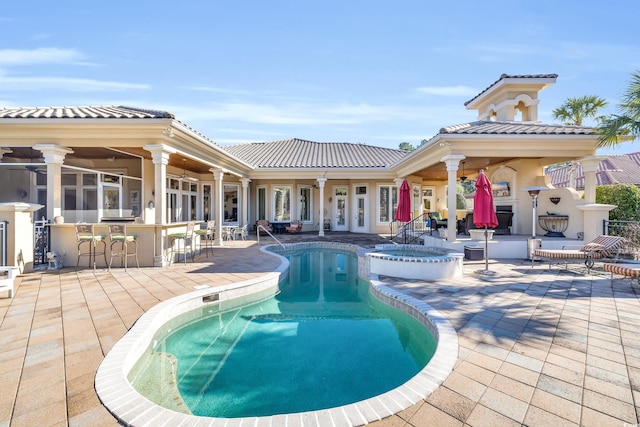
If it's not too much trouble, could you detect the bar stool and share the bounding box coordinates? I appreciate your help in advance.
[194,220,215,257]
[108,224,139,271]
[168,221,196,265]
[75,224,107,270]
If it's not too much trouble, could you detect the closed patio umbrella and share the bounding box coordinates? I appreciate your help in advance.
[473,170,498,274]
[395,178,412,243]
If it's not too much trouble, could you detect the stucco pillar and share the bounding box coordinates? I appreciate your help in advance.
[577,156,611,242]
[240,177,251,230]
[578,156,604,204]
[144,144,176,225]
[440,154,465,241]
[33,144,73,221]
[212,169,225,246]
[317,178,327,237]
[144,144,176,267]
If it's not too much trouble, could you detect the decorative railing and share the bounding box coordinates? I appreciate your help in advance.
[604,220,640,260]
[34,218,50,266]
[389,213,431,244]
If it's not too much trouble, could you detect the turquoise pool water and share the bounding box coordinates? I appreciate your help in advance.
[130,248,437,418]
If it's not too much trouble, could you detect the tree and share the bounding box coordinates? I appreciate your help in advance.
[597,70,640,148]
[398,142,414,151]
[552,95,607,126]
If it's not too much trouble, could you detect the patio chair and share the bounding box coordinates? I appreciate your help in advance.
[286,220,303,233]
[168,221,196,265]
[256,220,272,235]
[532,235,625,273]
[195,220,215,257]
[107,224,139,271]
[428,212,447,228]
[0,266,18,298]
[232,224,248,240]
[75,223,107,270]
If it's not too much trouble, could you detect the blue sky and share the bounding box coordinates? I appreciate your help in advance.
[1,1,638,155]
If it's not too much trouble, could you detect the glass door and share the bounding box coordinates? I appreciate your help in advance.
[353,185,368,233]
[333,186,348,231]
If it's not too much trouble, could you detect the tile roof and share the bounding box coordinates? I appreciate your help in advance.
[0,105,174,119]
[223,138,407,168]
[438,120,595,136]
[464,73,559,107]
[546,152,640,188]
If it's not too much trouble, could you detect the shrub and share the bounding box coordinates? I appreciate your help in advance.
[596,184,640,221]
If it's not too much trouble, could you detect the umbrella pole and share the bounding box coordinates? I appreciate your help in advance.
[484,226,489,272]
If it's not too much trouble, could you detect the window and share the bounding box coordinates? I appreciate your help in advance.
[378,184,397,223]
[272,186,291,221]
[257,186,266,220]
[166,177,198,223]
[298,186,312,222]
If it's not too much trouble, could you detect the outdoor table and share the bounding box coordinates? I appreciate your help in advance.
[271,221,290,234]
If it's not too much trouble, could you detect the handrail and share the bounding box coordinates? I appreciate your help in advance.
[256,224,285,248]
[392,213,431,244]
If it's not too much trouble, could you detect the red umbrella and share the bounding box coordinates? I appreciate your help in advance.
[395,178,412,222]
[473,170,498,274]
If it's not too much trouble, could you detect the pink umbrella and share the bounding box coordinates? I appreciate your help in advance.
[395,178,412,222]
[473,170,498,274]
[395,178,412,243]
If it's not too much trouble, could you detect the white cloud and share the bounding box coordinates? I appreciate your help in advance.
[175,101,434,126]
[0,75,149,91]
[416,85,477,96]
[0,47,83,66]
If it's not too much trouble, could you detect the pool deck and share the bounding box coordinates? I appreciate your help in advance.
[1,232,639,426]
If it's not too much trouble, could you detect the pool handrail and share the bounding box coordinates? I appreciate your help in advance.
[257,224,285,248]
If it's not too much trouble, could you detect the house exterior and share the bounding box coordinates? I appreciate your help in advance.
[0,74,612,270]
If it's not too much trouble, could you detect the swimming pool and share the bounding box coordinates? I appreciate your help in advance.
[96,242,458,426]
[129,248,436,417]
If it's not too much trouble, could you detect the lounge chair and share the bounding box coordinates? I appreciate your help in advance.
[532,235,625,273]
[603,262,640,283]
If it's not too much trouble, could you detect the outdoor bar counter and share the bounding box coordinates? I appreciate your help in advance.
[49,221,199,268]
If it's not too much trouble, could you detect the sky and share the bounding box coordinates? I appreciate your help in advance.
[0,1,639,155]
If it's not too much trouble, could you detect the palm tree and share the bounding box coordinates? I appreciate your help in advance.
[552,95,607,126]
[597,70,640,148]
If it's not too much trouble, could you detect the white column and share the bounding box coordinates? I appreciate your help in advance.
[212,169,225,246]
[440,154,465,242]
[144,144,176,225]
[240,177,251,229]
[144,144,176,267]
[317,178,327,237]
[33,144,73,220]
[578,156,604,205]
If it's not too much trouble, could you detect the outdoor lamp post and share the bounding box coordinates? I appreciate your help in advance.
[521,186,549,261]
[521,186,549,238]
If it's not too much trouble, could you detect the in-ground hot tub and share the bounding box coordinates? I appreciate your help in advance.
[367,244,464,280]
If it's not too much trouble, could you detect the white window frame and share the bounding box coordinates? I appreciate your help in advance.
[376,183,398,225]
[297,185,313,223]
[272,185,292,222]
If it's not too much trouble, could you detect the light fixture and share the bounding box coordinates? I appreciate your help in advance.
[459,161,467,182]
[107,155,116,162]
[549,196,561,205]
[162,126,175,138]
[180,159,189,179]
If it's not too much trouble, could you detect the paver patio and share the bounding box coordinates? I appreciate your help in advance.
[0,233,639,426]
